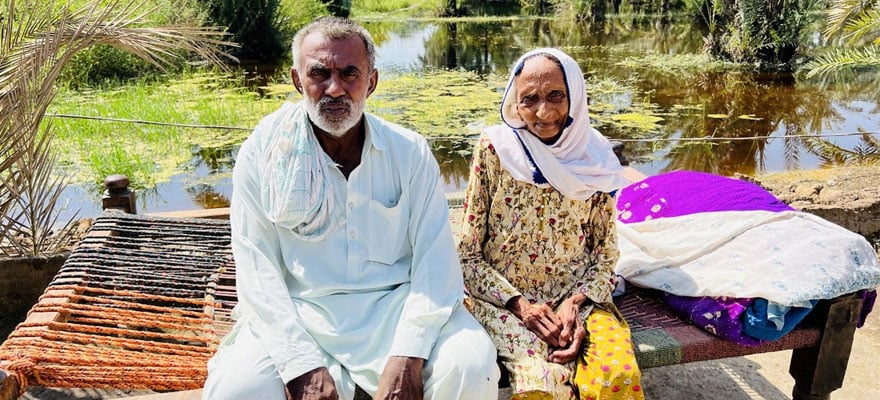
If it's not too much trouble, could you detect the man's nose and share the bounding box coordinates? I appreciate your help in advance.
[324,73,345,97]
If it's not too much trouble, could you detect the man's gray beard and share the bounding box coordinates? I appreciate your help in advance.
[305,96,365,138]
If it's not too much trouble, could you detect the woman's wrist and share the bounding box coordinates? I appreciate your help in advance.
[505,296,529,319]
[568,293,587,307]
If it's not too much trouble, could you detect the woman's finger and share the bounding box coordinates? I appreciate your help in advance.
[548,324,585,364]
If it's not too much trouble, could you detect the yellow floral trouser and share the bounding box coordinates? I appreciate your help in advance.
[509,308,644,400]
[573,308,644,400]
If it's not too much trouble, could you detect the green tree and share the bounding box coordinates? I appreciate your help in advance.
[196,0,295,63]
[686,0,823,70]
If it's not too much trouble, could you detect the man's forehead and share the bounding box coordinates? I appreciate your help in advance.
[298,32,368,68]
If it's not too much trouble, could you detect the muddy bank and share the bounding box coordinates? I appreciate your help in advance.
[742,166,880,248]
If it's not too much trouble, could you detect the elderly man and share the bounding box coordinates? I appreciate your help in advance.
[201,16,499,400]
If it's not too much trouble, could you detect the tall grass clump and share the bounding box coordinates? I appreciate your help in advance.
[0,0,232,257]
[352,0,442,16]
[59,0,210,88]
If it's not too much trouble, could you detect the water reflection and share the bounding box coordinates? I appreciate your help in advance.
[431,139,474,192]
[388,16,706,77]
[60,16,879,219]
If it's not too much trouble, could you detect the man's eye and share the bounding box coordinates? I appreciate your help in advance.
[309,69,329,79]
[342,69,360,80]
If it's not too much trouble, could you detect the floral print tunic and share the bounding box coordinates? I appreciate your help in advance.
[458,135,621,398]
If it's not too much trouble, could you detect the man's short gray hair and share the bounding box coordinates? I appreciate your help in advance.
[291,16,376,71]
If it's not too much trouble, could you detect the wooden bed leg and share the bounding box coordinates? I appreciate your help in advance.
[102,174,137,214]
[789,294,863,400]
[0,368,22,400]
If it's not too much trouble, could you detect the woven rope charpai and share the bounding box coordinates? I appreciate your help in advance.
[615,287,823,368]
[0,211,236,393]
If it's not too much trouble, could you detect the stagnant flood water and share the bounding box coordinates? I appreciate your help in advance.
[58,17,880,220]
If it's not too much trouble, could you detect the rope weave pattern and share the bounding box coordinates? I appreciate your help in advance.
[0,212,237,392]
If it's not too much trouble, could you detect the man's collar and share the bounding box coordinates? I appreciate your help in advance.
[363,113,387,152]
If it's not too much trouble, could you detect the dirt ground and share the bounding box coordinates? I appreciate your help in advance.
[746,165,880,249]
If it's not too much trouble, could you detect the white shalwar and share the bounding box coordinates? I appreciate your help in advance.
[203,102,499,400]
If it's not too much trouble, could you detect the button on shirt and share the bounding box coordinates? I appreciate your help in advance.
[228,107,463,384]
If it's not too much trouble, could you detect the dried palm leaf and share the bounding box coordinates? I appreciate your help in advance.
[0,0,236,257]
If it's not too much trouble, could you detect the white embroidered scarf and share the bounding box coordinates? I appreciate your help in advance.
[259,101,343,241]
[485,48,629,199]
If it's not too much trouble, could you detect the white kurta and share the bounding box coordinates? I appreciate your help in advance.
[207,103,494,398]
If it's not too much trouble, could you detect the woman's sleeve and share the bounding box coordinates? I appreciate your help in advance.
[457,135,523,308]
[574,192,618,304]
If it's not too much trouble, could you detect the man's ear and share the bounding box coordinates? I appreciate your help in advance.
[366,68,378,98]
[291,67,303,94]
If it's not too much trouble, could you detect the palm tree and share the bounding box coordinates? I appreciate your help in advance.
[805,0,880,77]
[0,0,233,257]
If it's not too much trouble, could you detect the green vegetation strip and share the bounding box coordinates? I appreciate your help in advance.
[48,69,661,190]
[49,73,285,188]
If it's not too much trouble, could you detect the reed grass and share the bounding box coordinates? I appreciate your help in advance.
[48,72,288,187]
[352,0,441,16]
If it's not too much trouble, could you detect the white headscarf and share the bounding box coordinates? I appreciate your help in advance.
[484,47,629,200]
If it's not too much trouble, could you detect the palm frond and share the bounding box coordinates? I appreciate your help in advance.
[824,0,870,38]
[801,136,854,166]
[843,8,880,43]
[861,130,880,153]
[0,0,235,257]
[782,124,802,170]
[805,45,880,77]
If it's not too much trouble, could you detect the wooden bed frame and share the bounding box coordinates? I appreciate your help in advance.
[0,175,870,400]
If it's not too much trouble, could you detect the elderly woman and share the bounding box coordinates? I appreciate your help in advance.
[458,48,644,400]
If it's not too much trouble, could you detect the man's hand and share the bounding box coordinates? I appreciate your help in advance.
[549,294,587,364]
[506,296,563,347]
[375,356,424,400]
[286,367,338,400]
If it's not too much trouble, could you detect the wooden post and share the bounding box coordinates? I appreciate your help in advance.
[0,368,21,400]
[789,293,863,400]
[610,141,629,166]
[101,174,137,214]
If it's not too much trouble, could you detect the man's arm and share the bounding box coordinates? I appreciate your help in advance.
[386,137,462,362]
[231,135,329,386]
[286,367,337,400]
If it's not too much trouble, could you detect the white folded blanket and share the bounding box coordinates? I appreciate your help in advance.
[616,210,880,308]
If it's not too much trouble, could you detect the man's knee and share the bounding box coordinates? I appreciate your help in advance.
[201,328,287,400]
[202,357,286,400]
[430,319,500,388]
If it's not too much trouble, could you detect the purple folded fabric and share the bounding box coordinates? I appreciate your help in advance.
[661,293,764,346]
[617,171,877,343]
[617,170,794,223]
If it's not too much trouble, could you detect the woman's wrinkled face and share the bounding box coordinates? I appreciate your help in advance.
[514,56,569,143]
